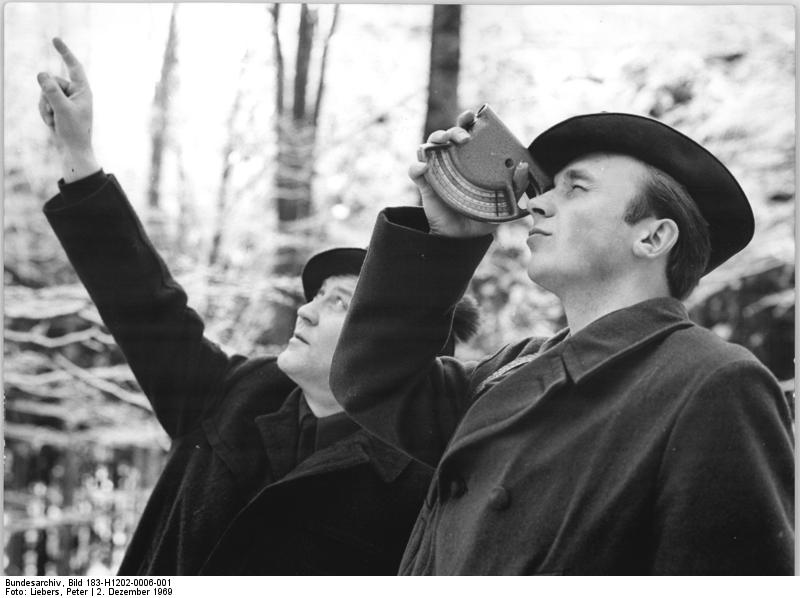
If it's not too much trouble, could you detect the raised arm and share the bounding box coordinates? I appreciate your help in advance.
[38,39,237,438]
[331,115,503,466]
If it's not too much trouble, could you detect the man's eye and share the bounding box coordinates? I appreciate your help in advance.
[333,296,348,310]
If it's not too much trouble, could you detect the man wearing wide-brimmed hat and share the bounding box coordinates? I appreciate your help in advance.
[331,110,794,574]
[36,38,481,576]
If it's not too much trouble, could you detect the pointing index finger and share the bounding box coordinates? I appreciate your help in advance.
[52,37,88,85]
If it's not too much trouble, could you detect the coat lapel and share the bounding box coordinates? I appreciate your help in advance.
[253,387,303,481]
[443,350,569,460]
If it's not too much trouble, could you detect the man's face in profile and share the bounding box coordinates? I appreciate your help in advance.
[525,152,648,293]
[277,275,358,389]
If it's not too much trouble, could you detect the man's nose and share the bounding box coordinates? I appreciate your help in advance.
[296,299,319,325]
[525,188,555,219]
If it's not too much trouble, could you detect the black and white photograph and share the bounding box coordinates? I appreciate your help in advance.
[2,2,795,579]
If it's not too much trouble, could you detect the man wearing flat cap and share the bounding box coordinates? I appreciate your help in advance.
[36,38,485,575]
[331,109,795,574]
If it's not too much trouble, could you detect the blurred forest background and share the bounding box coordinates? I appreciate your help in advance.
[3,3,794,575]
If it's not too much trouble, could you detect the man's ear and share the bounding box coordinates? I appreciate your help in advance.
[632,217,679,261]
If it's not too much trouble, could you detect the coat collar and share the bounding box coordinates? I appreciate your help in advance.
[254,388,411,484]
[442,298,694,463]
[282,431,412,485]
[358,432,415,483]
[560,297,694,385]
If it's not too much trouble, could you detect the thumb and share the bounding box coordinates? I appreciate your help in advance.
[37,72,68,109]
[408,161,428,181]
[512,162,530,196]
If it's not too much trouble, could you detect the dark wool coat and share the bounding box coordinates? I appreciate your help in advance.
[43,176,432,575]
[331,207,795,575]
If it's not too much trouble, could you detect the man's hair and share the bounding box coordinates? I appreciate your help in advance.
[623,164,711,299]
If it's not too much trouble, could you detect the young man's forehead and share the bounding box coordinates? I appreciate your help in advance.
[560,151,650,175]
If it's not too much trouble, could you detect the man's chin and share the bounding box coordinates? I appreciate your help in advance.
[526,266,557,293]
[276,349,295,375]
[276,356,304,390]
[526,264,542,284]
[276,351,333,393]
[277,348,312,375]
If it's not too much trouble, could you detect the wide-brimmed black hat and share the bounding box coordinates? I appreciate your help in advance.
[301,247,366,302]
[528,112,754,273]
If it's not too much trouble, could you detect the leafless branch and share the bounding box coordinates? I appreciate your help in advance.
[52,354,151,411]
[4,327,115,349]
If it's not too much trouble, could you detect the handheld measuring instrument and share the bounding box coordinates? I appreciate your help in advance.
[418,104,551,222]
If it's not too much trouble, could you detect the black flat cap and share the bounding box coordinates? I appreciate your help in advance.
[528,112,754,273]
[301,247,366,302]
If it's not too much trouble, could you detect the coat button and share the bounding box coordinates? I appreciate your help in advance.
[448,476,466,498]
[488,486,510,511]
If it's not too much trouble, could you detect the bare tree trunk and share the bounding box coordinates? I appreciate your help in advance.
[146,4,180,250]
[270,4,285,115]
[313,4,340,128]
[263,4,340,345]
[275,4,316,231]
[423,4,461,138]
[147,4,179,210]
[292,4,316,123]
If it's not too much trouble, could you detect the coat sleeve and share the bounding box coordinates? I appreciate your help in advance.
[44,174,240,439]
[651,359,795,574]
[330,207,494,466]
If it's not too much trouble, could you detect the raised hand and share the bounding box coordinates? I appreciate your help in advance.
[409,110,498,239]
[37,38,99,182]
